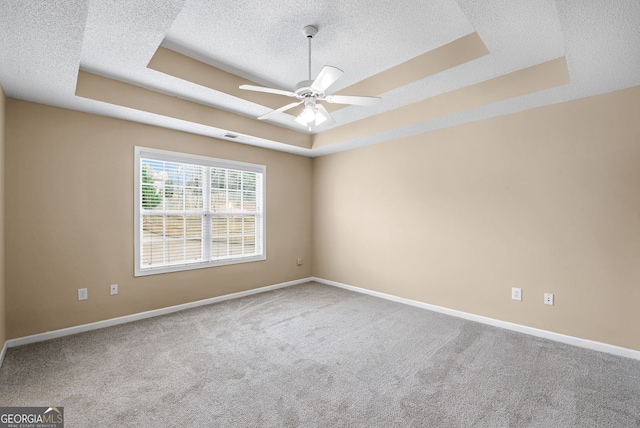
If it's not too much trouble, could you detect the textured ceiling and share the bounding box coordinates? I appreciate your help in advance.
[0,0,638,157]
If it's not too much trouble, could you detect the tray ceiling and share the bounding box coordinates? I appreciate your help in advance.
[0,0,638,157]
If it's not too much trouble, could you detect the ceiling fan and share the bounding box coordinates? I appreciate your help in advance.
[239,25,381,129]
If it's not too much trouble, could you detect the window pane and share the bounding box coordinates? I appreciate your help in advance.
[243,171,256,191]
[186,215,202,238]
[162,162,181,210]
[184,165,204,210]
[228,191,241,211]
[211,190,226,211]
[141,161,162,209]
[229,237,243,256]
[141,214,164,266]
[211,237,228,259]
[165,186,184,210]
[243,191,256,211]
[141,214,204,267]
[212,216,228,237]
[165,215,183,236]
[229,216,243,236]
[209,215,258,257]
[244,236,256,254]
[244,216,256,234]
[228,170,242,190]
[185,216,203,262]
[211,168,226,189]
[141,160,206,212]
[185,238,202,261]
[166,215,185,264]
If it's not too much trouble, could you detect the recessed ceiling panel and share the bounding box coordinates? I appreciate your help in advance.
[81,0,185,74]
[163,0,475,91]
[0,0,638,157]
[0,1,88,103]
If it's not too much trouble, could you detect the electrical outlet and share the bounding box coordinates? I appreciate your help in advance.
[78,288,88,301]
[511,287,522,301]
[297,258,303,266]
[544,293,554,305]
[110,284,118,295]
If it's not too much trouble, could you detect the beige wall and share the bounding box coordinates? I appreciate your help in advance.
[5,100,313,339]
[3,85,640,352]
[0,84,5,349]
[313,86,640,351]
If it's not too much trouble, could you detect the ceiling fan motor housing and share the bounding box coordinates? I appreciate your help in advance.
[295,80,322,100]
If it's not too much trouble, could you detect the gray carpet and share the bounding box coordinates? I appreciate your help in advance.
[1,282,639,427]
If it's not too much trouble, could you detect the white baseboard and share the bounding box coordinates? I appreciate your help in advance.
[0,341,7,368]
[5,277,312,350]
[312,277,640,361]
[5,276,639,365]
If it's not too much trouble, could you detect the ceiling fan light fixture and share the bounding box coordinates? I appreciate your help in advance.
[302,104,317,123]
[314,109,327,126]
[295,104,316,126]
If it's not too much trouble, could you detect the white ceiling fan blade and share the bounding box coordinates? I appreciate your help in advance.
[258,101,303,120]
[311,66,343,92]
[315,103,335,126]
[324,94,382,106]
[239,84,296,97]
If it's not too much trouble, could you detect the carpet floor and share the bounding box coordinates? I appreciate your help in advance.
[1,281,639,427]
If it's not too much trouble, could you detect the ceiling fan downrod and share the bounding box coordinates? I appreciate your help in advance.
[303,25,318,81]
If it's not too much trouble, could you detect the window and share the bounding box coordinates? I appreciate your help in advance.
[134,147,265,276]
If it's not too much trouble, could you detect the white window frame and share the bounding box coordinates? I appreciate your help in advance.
[134,146,266,276]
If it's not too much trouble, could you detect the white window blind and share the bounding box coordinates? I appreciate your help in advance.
[135,147,265,276]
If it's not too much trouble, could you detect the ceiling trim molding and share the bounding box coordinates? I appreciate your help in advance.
[148,46,291,111]
[75,70,313,150]
[326,32,489,113]
[147,32,490,124]
[312,56,570,149]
